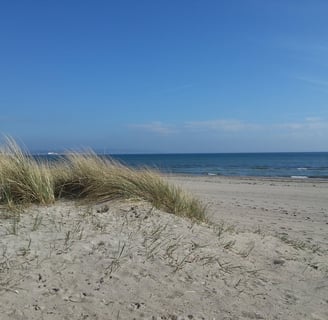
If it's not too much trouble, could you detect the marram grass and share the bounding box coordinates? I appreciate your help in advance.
[0,139,206,221]
[0,138,55,206]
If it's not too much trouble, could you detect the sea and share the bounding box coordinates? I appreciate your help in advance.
[37,152,328,179]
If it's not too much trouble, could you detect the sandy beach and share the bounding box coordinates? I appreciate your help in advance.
[1,176,327,319]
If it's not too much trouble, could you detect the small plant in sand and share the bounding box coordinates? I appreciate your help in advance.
[104,241,127,276]
[0,137,206,221]
[5,214,20,236]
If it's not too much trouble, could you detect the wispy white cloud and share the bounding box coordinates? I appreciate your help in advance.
[127,117,328,152]
[277,37,328,66]
[280,40,328,56]
[184,119,260,132]
[149,84,193,96]
[131,117,328,136]
[169,84,193,92]
[157,84,193,95]
[294,76,328,88]
[280,117,328,131]
[129,121,177,135]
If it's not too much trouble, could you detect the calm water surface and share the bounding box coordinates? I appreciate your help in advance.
[36,152,328,179]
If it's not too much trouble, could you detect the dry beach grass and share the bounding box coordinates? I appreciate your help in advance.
[0,138,205,221]
[0,138,328,319]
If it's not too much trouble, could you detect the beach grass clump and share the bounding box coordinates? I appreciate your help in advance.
[0,138,55,206]
[0,138,205,221]
[53,152,206,221]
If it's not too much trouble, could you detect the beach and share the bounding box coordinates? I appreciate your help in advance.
[168,175,328,251]
[1,176,327,319]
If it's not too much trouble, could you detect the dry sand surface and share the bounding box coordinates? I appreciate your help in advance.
[1,176,327,319]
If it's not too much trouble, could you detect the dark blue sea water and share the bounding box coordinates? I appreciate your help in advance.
[37,152,328,179]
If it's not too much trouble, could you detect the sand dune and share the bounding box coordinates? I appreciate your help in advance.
[1,176,327,319]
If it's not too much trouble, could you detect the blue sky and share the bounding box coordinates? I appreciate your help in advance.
[1,0,327,153]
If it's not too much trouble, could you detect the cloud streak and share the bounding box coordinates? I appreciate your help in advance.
[129,121,177,135]
[294,76,328,88]
[280,117,328,131]
[132,117,328,135]
[184,119,261,132]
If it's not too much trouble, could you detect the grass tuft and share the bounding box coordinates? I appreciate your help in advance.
[0,138,205,221]
[0,137,55,205]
